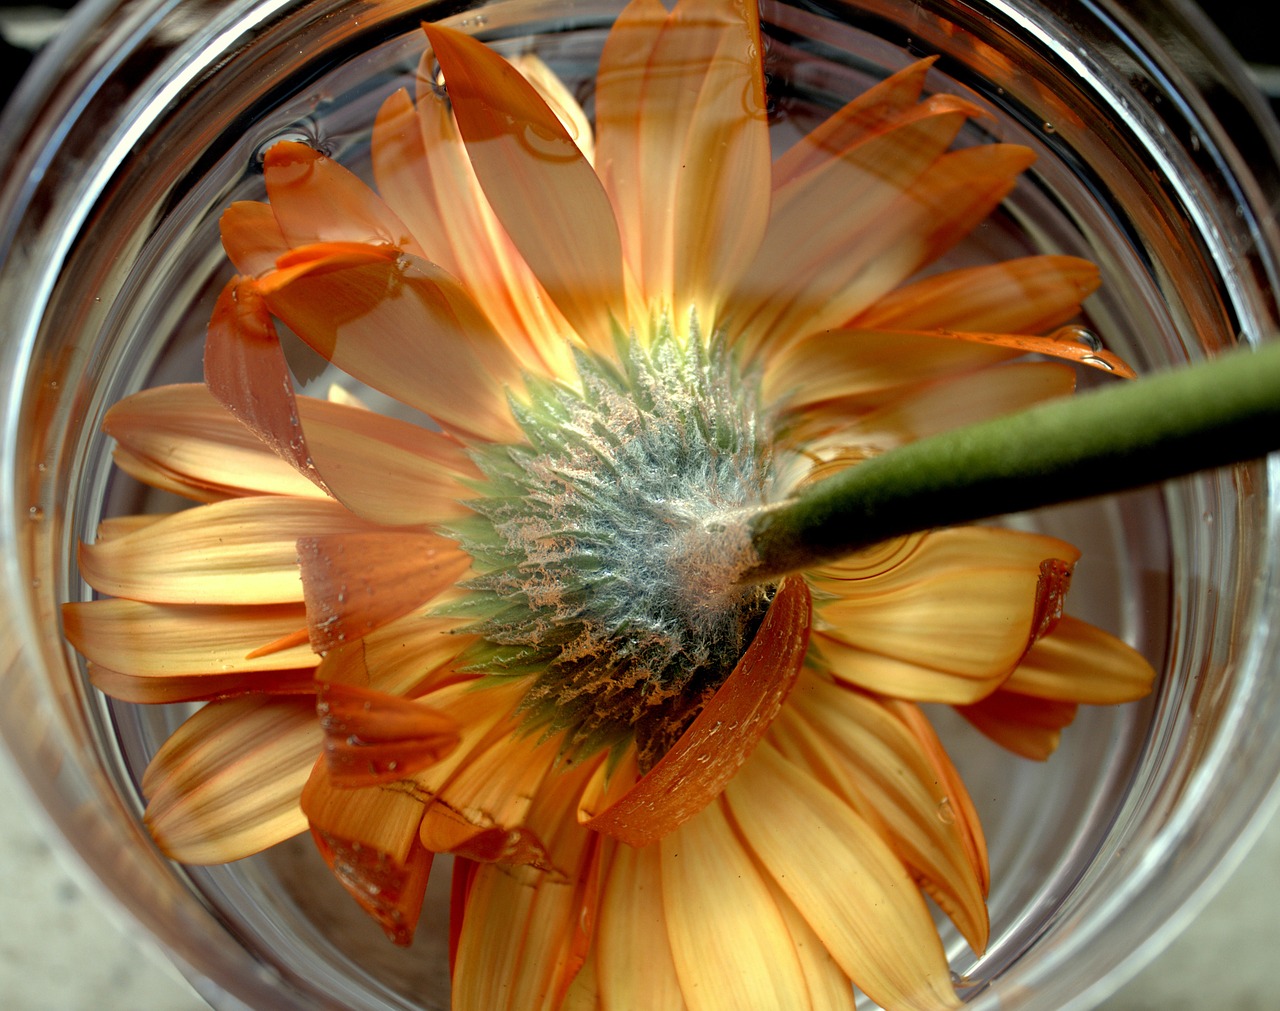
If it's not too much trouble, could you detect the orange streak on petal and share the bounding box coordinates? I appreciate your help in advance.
[423,22,625,356]
[245,626,313,659]
[580,575,811,846]
[315,680,461,788]
[298,530,471,652]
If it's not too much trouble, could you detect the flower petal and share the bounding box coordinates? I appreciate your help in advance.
[579,575,811,846]
[86,662,315,705]
[596,842,688,1010]
[424,22,626,355]
[78,497,377,605]
[253,249,525,441]
[955,691,1079,760]
[104,384,324,501]
[451,760,603,1011]
[142,695,321,863]
[317,610,475,697]
[659,799,811,1010]
[262,140,422,253]
[219,200,289,276]
[315,681,461,788]
[1003,614,1156,703]
[851,255,1102,333]
[726,743,960,1010]
[814,527,1079,703]
[298,530,471,652]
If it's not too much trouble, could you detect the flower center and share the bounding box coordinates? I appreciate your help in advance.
[452,316,777,769]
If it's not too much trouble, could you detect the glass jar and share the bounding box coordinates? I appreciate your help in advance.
[1,0,1277,1007]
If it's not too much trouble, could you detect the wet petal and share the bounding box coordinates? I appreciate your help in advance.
[579,575,810,846]
[87,661,315,705]
[727,743,960,1010]
[315,681,461,787]
[852,255,1102,333]
[298,530,471,652]
[1003,614,1156,703]
[262,140,422,253]
[142,695,321,863]
[814,527,1079,703]
[424,22,626,354]
[78,497,377,605]
[317,610,475,697]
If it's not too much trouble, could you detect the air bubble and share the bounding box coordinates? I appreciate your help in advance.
[254,120,326,166]
[1042,121,1056,134]
[1080,354,1116,372]
[1050,325,1103,351]
[28,505,44,521]
[937,797,956,824]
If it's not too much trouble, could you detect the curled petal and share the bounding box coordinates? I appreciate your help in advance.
[142,695,321,863]
[579,576,811,846]
[316,681,462,787]
[956,691,1079,760]
[424,22,626,355]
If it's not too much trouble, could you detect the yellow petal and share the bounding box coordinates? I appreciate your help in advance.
[597,842,688,1011]
[301,754,429,861]
[765,876,857,1011]
[660,800,811,1010]
[142,695,320,863]
[424,22,626,355]
[318,610,475,697]
[1003,614,1156,703]
[726,743,960,1010]
[852,255,1102,333]
[814,527,1079,702]
[78,497,376,605]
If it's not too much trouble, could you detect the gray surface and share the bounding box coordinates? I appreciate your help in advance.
[0,748,1277,1009]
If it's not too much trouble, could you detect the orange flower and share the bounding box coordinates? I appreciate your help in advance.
[63,1,1155,1007]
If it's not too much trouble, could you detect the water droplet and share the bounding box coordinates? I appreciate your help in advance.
[1050,325,1103,351]
[27,505,44,521]
[1080,354,1116,371]
[254,119,326,165]
[937,797,956,824]
[35,462,47,473]
[1042,121,1056,134]
[1190,132,1202,152]
[1203,511,1215,525]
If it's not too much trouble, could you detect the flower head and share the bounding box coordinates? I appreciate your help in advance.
[64,1,1155,1007]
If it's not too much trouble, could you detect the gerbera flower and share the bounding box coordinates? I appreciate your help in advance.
[63,1,1157,1007]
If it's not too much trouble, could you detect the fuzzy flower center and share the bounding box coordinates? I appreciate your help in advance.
[453,318,777,769]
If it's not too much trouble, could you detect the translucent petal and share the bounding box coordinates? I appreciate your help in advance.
[219,200,289,276]
[424,22,626,355]
[142,695,320,863]
[955,691,1079,760]
[1003,614,1156,703]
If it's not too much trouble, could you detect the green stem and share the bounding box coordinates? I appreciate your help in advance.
[743,340,1280,582]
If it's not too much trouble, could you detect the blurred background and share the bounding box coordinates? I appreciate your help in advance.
[1,2,1278,1008]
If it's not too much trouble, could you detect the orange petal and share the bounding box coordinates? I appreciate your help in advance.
[62,599,317,680]
[771,58,936,188]
[219,200,289,276]
[726,743,960,1010]
[312,827,435,946]
[658,799,811,1010]
[87,661,315,705]
[887,326,1135,378]
[1003,614,1156,703]
[813,527,1080,703]
[579,575,811,846]
[142,695,321,863]
[298,530,471,652]
[730,103,977,352]
[77,497,377,605]
[423,22,625,355]
[256,249,524,441]
[596,841,688,1010]
[852,255,1102,333]
[955,691,1079,760]
[315,681,461,787]
[105,384,325,501]
[262,140,422,253]
[316,610,475,697]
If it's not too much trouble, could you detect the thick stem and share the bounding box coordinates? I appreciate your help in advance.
[742,341,1280,582]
